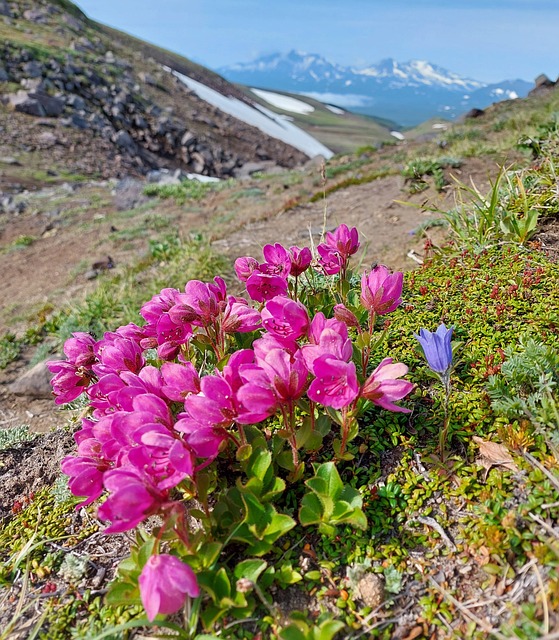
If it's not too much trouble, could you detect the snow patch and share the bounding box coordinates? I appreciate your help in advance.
[390,131,405,141]
[301,92,372,108]
[167,69,333,159]
[250,88,315,115]
[326,104,345,115]
[188,173,221,183]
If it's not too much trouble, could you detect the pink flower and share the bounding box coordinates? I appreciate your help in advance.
[316,244,343,275]
[155,314,192,361]
[139,554,199,621]
[161,362,201,402]
[261,243,291,277]
[61,454,108,506]
[307,355,359,409]
[63,332,97,367]
[301,313,352,368]
[180,280,221,326]
[239,348,308,415]
[93,336,145,376]
[361,358,414,413]
[182,374,239,429]
[140,288,179,325]
[324,224,359,260]
[97,468,166,533]
[128,423,194,489]
[222,297,262,333]
[261,296,309,340]
[288,246,312,277]
[234,256,259,282]
[246,271,288,302]
[333,304,361,329]
[47,360,93,404]
[360,265,403,315]
[209,276,228,303]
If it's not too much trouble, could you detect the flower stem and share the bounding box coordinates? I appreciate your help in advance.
[439,380,451,462]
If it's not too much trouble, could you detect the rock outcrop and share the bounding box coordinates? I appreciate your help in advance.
[0,0,306,190]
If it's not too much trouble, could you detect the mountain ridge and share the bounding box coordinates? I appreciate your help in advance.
[219,50,534,126]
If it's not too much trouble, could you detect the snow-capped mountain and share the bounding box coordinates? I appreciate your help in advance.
[219,51,533,126]
[355,58,484,91]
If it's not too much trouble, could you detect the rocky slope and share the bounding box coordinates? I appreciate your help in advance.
[0,0,308,195]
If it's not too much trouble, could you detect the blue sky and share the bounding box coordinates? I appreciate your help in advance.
[74,0,558,83]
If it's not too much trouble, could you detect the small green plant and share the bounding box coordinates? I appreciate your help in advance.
[0,424,36,451]
[487,336,559,449]
[143,179,221,204]
[298,462,367,535]
[59,552,90,584]
[402,157,461,193]
[0,333,21,369]
[11,235,35,249]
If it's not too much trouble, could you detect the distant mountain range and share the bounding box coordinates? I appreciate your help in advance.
[219,51,533,127]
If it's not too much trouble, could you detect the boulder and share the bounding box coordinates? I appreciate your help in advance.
[6,90,65,117]
[0,0,12,17]
[0,156,21,166]
[21,77,47,92]
[23,9,48,23]
[0,66,8,82]
[113,129,136,152]
[529,74,556,96]
[464,108,485,120]
[62,14,84,31]
[6,91,46,116]
[113,176,149,211]
[535,73,554,89]
[22,60,43,78]
[8,361,53,400]
[36,91,66,117]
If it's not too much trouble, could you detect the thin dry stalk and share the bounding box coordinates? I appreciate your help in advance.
[428,577,509,640]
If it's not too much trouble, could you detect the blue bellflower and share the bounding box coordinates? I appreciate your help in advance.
[414,324,453,382]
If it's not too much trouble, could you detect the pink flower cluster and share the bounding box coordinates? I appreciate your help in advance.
[235,243,312,302]
[48,224,412,620]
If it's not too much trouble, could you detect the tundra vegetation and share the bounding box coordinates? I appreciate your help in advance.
[1,7,559,639]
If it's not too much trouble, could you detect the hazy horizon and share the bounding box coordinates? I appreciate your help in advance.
[74,0,559,84]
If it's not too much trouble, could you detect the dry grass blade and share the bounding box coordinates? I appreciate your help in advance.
[522,452,559,493]
[428,577,509,640]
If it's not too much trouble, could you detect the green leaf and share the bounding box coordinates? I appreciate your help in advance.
[313,620,346,640]
[279,625,307,640]
[277,563,303,586]
[315,462,343,499]
[195,541,222,569]
[264,512,297,539]
[234,559,267,582]
[299,493,323,527]
[242,492,272,536]
[295,416,313,448]
[200,603,227,630]
[246,448,272,480]
[317,521,337,537]
[339,485,363,508]
[277,449,296,471]
[198,567,231,603]
[236,443,253,462]
[105,580,140,606]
